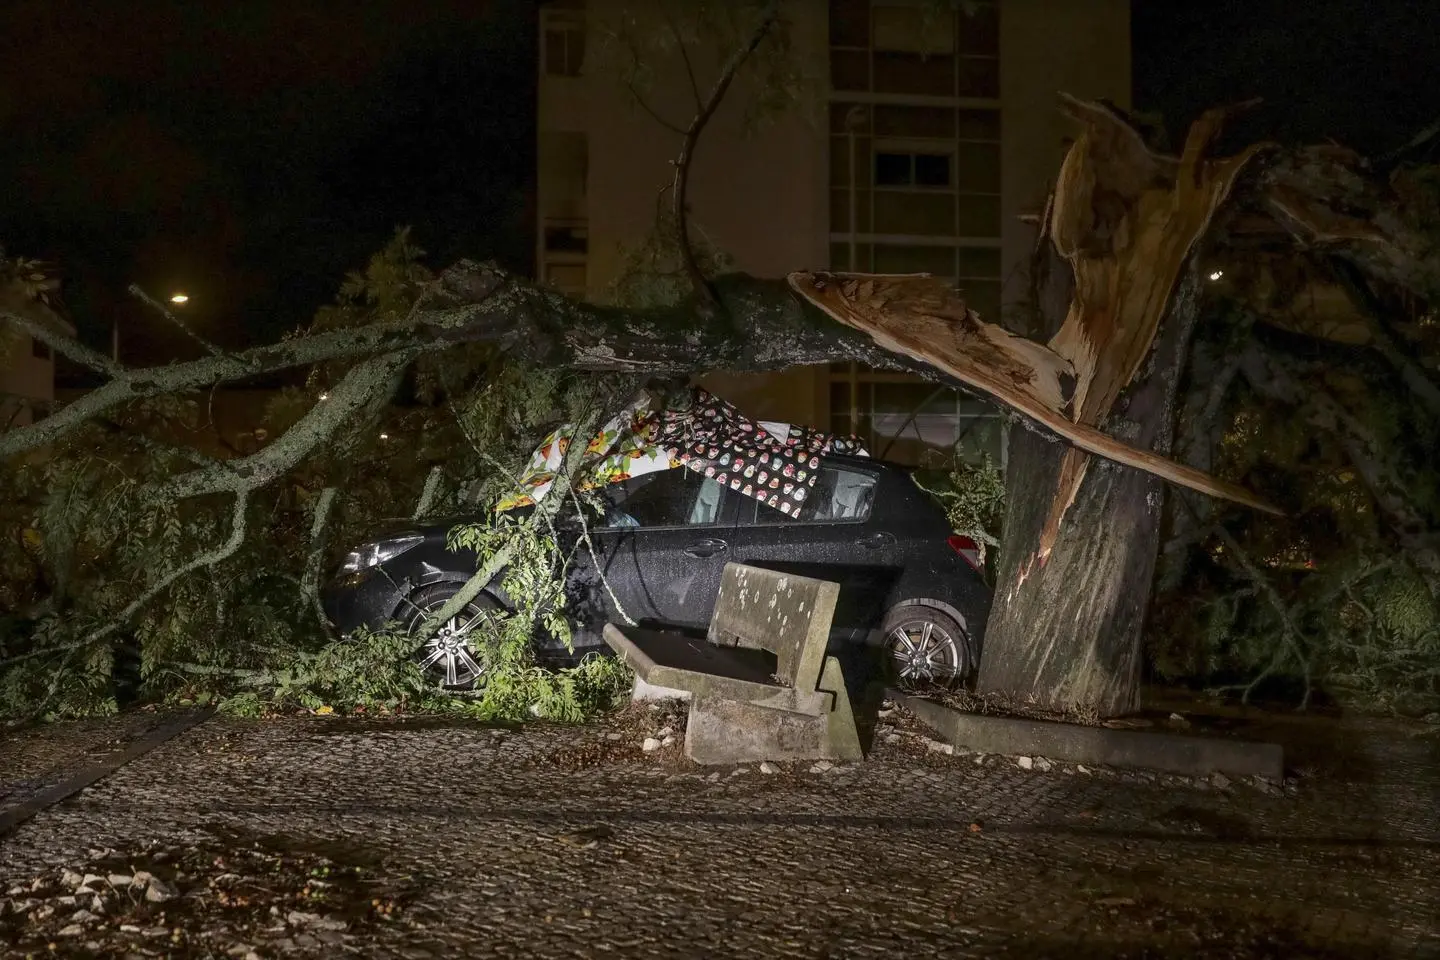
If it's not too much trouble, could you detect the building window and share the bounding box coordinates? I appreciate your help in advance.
[829,0,997,97]
[31,337,52,361]
[541,8,585,77]
[874,151,951,188]
[828,376,1007,469]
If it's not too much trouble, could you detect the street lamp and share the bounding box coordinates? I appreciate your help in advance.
[170,293,190,304]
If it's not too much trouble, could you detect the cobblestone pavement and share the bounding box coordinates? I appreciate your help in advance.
[2,704,1439,959]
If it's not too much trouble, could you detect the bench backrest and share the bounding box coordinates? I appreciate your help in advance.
[707,563,839,692]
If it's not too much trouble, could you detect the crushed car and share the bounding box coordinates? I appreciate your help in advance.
[321,388,992,689]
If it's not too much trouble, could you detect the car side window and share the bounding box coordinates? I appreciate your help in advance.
[733,463,879,524]
[805,466,877,522]
[599,470,726,528]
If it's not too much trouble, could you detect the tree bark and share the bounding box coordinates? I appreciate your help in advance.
[978,269,1207,716]
[970,99,1263,717]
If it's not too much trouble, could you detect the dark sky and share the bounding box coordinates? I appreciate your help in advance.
[2,0,1437,369]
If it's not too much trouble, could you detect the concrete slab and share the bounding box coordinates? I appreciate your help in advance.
[892,691,1285,780]
[630,676,691,703]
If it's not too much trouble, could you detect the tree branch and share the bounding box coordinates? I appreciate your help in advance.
[671,1,780,318]
[129,284,224,356]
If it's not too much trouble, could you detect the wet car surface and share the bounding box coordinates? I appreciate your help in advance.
[322,455,992,686]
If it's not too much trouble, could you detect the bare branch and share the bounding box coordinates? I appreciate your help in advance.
[663,5,703,112]
[1,309,121,378]
[301,486,340,635]
[128,284,224,356]
[671,1,780,318]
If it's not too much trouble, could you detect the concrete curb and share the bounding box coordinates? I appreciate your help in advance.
[891,691,1284,780]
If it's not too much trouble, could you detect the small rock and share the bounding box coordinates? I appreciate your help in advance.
[877,708,896,719]
[808,760,835,773]
[56,894,77,907]
[57,923,84,937]
[287,910,324,926]
[1168,711,1191,728]
[657,726,674,738]
[973,753,987,764]
[144,877,177,903]
[661,736,675,747]
[883,733,901,744]
[1076,764,1091,775]
[603,732,622,741]
[706,772,721,782]
[759,761,779,775]
[31,903,55,921]
[926,740,954,756]
[61,869,83,889]
[107,874,132,888]
[1252,776,1282,796]
[1017,756,1034,770]
[81,874,104,889]
[131,871,153,888]
[1034,757,1053,772]
[5,885,24,896]
[1211,772,1231,789]
[120,924,142,933]
[69,908,98,924]
[641,737,661,753]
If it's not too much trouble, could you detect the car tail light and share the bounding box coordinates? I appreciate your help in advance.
[947,534,983,572]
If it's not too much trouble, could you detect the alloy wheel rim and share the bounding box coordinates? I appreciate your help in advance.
[415,605,492,688]
[887,618,964,685]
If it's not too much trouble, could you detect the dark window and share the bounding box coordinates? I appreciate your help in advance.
[914,153,951,186]
[31,338,52,361]
[874,151,952,188]
[544,21,585,77]
[599,470,724,528]
[543,224,588,253]
[804,466,878,522]
[874,152,912,186]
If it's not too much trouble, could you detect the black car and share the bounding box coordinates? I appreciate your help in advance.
[321,454,992,689]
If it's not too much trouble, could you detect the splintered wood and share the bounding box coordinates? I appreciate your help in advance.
[788,95,1281,570]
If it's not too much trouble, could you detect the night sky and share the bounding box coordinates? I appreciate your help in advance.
[2,0,1436,371]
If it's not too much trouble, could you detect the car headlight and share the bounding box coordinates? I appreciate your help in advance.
[340,535,424,573]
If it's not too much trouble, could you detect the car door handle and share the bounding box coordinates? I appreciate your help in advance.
[854,531,895,550]
[684,538,728,558]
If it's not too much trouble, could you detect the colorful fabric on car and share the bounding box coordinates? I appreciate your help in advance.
[495,387,867,515]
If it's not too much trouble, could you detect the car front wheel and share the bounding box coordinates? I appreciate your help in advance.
[880,604,975,689]
[401,583,505,690]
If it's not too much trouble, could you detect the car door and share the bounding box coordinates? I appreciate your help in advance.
[589,468,734,630]
[723,459,905,641]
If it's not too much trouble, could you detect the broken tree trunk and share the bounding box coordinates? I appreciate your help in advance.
[973,100,1265,717]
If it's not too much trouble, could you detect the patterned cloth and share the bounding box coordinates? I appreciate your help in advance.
[495,388,868,515]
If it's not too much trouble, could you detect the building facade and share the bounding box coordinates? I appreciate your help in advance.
[537,0,1130,467]
[1,332,61,429]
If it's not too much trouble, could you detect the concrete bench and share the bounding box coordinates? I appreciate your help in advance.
[603,563,862,764]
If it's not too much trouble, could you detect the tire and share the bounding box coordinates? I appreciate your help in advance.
[879,603,976,690]
[401,583,506,691]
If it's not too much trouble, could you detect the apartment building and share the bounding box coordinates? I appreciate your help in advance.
[537,0,1130,467]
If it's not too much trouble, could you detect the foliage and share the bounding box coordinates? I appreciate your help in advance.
[913,454,1005,574]
[1151,292,1440,714]
[0,230,637,726]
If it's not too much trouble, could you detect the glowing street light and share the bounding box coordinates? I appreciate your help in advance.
[170,292,190,304]
[1207,270,1224,282]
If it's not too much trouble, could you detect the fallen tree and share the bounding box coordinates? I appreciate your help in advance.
[3,3,1438,722]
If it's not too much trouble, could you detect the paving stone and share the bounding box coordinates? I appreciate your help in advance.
[1,714,1437,958]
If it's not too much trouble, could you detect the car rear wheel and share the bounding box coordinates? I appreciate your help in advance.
[880,604,975,689]
[401,584,505,690]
